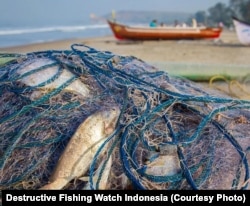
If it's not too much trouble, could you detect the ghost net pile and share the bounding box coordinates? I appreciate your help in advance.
[0,44,250,190]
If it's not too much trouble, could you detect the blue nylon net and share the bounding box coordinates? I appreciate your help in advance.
[0,44,249,190]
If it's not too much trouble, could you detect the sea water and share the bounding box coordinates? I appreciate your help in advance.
[0,23,111,48]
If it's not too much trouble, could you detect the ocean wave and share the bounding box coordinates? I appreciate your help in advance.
[0,24,109,35]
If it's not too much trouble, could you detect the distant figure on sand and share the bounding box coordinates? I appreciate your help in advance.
[218,22,224,28]
[192,18,197,28]
[160,22,166,27]
[149,19,157,27]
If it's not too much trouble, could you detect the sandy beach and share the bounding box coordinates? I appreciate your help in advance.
[1,30,250,98]
[1,30,250,63]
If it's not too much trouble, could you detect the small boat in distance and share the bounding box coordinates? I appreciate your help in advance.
[107,19,222,41]
[232,16,250,46]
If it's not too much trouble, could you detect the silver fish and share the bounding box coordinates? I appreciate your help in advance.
[40,106,120,189]
[17,58,90,99]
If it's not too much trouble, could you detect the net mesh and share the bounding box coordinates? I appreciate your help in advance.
[0,44,249,190]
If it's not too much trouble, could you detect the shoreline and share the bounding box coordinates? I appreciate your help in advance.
[1,30,249,64]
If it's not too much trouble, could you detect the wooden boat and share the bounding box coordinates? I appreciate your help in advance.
[107,20,222,40]
[232,16,250,45]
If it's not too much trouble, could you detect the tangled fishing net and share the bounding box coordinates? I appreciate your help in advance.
[0,44,250,190]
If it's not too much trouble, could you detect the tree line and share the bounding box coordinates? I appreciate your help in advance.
[193,0,250,27]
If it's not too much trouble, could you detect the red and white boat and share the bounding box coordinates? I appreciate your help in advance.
[107,19,222,41]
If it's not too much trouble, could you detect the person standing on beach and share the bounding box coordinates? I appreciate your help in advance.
[149,19,157,27]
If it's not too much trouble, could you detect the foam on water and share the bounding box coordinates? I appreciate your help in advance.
[0,24,111,48]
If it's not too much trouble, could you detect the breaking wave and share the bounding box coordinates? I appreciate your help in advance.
[0,24,109,36]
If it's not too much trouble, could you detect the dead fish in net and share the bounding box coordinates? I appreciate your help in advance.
[145,145,181,177]
[0,44,250,190]
[40,107,119,189]
[22,57,121,189]
[9,55,120,190]
[15,58,90,100]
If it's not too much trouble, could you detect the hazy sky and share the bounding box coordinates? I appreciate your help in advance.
[0,0,230,26]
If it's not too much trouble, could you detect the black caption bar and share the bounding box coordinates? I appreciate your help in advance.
[2,190,250,206]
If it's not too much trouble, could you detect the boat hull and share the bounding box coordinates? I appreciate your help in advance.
[107,20,222,40]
